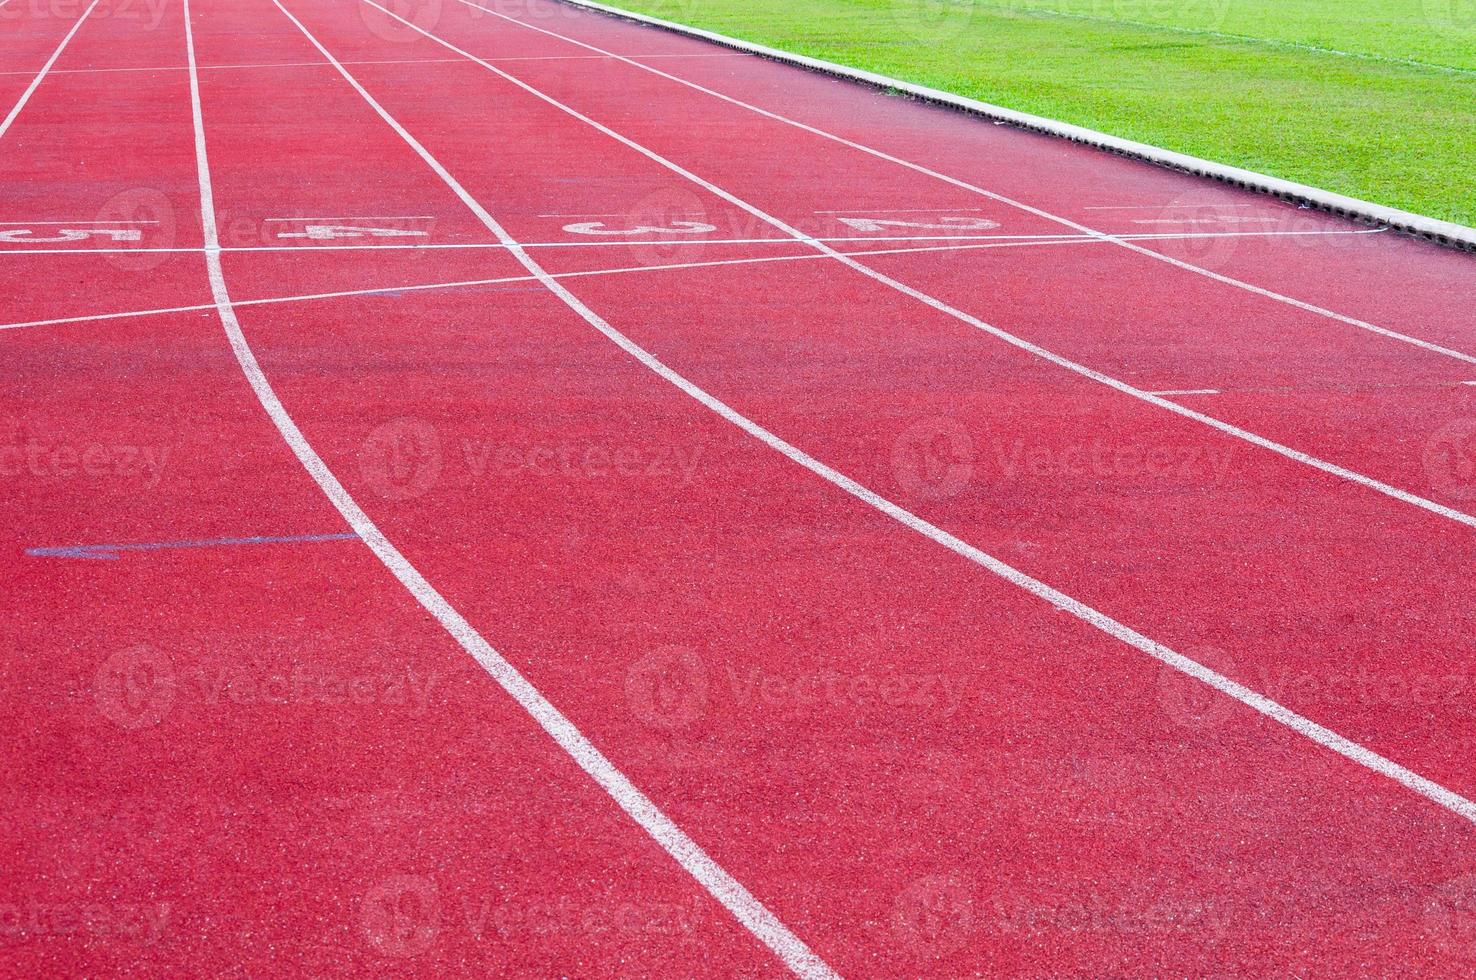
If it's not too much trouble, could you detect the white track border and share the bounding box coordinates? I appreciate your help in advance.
[555,0,1476,253]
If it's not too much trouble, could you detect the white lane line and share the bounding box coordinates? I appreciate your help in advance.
[194,2,833,976]
[486,2,1476,366]
[813,207,987,214]
[1083,204,1258,211]
[0,52,745,79]
[0,0,101,143]
[1149,388,1221,396]
[0,227,1388,255]
[379,0,1476,541]
[291,0,1476,832]
[1,235,1110,332]
[0,220,158,225]
[0,235,1107,333]
[262,215,436,222]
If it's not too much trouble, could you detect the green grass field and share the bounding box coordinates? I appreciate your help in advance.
[614,0,1476,227]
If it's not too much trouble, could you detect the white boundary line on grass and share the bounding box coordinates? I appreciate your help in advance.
[542,0,1476,252]
[0,0,101,142]
[475,0,1476,367]
[280,0,1476,835]
[185,0,839,974]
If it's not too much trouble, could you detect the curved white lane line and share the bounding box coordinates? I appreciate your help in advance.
[183,1,838,977]
[0,0,101,142]
[362,0,1476,540]
[278,0,1476,826]
[472,0,1476,368]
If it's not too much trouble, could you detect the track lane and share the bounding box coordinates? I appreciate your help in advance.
[208,0,1476,974]
[184,0,837,973]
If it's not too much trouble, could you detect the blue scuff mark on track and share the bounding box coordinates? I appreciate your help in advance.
[27,532,360,561]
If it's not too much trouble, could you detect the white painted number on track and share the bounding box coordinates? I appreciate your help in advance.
[0,228,142,243]
[275,224,430,240]
[835,216,1000,232]
[562,219,718,236]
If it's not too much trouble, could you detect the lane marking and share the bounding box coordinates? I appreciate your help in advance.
[0,52,746,79]
[263,215,436,221]
[814,207,986,214]
[351,0,1476,828]
[1083,204,1258,211]
[27,532,359,560]
[188,3,834,976]
[0,220,157,225]
[487,1,1476,366]
[0,235,1109,332]
[1147,388,1221,396]
[0,232,1386,336]
[0,0,102,143]
[394,0,1476,539]
[0,227,1386,255]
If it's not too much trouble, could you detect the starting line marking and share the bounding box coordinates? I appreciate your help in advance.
[0,53,747,80]
[0,227,1388,255]
[0,229,1386,334]
[27,532,360,560]
[263,215,435,222]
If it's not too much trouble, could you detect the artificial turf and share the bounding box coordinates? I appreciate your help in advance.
[607,0,1476,227]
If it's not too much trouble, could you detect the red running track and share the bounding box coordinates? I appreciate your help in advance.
[3,0,1476,974]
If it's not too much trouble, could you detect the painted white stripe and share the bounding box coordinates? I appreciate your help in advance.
[194,1,835,976]
[1084,204,1257,211]
[1149,388,1221,396]
[374,0,1476,539]
[0,220,158,225]
[813,207,986,215]
[263,215,436,221]
[288,0,1476,831]
[0,234,1109,333]
[0,226,1385,256]
[482,0,1476,366]
[0,0,101,142]
[0,52,746,79]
